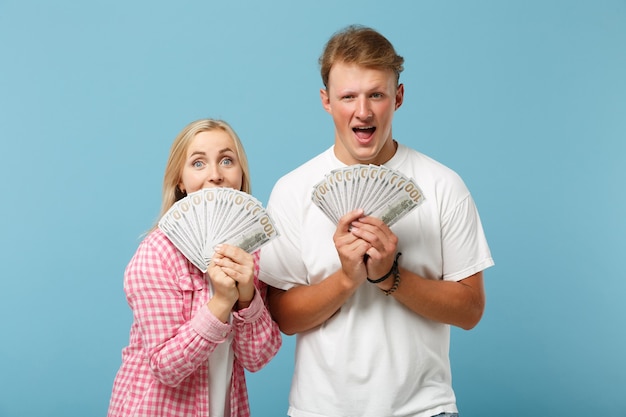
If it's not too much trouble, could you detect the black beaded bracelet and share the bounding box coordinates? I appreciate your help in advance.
[367,252,402,284]
[381,272,400,296]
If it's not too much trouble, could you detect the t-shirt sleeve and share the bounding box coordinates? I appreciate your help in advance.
[440,190,494,282]
[258,178,310,290]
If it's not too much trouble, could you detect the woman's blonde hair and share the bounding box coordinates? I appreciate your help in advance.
[319,25,405,89]
[154,119,251,229]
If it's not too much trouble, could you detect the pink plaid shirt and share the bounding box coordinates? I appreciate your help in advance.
[107,229,282,417]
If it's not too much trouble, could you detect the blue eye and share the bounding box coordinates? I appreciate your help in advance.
[192,160,204,168]
[221,158,234,166]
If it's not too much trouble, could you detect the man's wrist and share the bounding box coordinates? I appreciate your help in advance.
[367,252,402,284]
[380,271,400,296]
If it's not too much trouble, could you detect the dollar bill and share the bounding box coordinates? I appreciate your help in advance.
[158,188,279,272]
[311,164,425,227]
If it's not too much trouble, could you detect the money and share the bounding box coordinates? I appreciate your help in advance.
[311,165,425,227]
[158,188,279,272]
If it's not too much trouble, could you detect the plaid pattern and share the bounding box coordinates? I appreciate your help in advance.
[108,229,281,417]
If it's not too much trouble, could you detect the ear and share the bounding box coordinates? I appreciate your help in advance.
[394,84,404,110]
[320,88,332,113]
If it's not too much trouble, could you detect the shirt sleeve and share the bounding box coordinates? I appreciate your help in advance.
[124,236,227,388]
[258,177,310,290]
[440,192,494,282]
[231,250,281,372]
[231,277,282,372]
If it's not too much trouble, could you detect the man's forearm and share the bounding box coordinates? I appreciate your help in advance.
[268,270,360,335]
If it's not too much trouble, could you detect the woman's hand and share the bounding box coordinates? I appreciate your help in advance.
[212,244,255,309]
[206,253,240,322]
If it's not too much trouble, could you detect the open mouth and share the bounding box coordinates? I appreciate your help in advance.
[353,126,376,140]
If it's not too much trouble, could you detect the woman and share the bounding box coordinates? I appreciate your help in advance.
[108,119,282,417]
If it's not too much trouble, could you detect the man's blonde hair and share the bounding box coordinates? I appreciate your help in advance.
[319,25,405,88]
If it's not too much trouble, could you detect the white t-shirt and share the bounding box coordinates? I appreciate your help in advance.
[207,282,234,417]
[259,144,494,417]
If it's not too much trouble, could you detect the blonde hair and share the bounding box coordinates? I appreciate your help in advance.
[319,25,404,88]
[153,119,251,229]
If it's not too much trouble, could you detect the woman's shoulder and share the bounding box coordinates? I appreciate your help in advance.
[133,228,176,256]
[129,229,187,272]
[125,228,200,289]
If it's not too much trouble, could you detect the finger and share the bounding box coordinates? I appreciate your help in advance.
[214,243,253,264]
[214,258,255,304]
[218,263,254,284]
[334,229,360,248]
[353,214,386,228]
[206,264,238,296]
[354,216,396,243]
[350,224,388,256]
[337,209,365,233]
[337,236,370,263]
[334,213,367,248]
[351,216,392,240]
[213,253,254,278]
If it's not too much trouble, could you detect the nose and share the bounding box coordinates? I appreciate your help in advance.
[206,165,223,184]
[355,98,372,120]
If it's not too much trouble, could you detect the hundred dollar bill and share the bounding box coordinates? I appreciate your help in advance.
[368,170,424,222]
[369,189,423,227]
[212,211,280,260]
[159,213,205,271]
[221,196,271,243]
[311,164,425,227]
[159,203,202,258]
[159,187,279,273]
[312,175,341,224]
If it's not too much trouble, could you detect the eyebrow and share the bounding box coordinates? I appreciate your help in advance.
[189,147,236,157]
[217,147,235,154]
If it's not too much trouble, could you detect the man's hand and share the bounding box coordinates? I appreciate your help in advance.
[349,214,398,281]
[334,209,370,288]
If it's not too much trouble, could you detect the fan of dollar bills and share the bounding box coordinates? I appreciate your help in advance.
[311,164,425,227]
[158,188,279,272]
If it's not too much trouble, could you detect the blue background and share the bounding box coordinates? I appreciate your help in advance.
[1,1,625,416]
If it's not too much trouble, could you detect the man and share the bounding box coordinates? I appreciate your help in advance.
[259,25,494,417]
